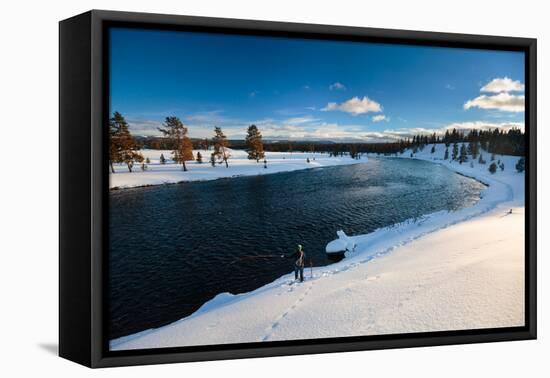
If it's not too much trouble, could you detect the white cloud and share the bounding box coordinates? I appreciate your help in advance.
[126,119,163,136]
[321,96,382,115]
[284,116,321,125]
[329,82,346,91]
[481,77,524,93]
[372,115,388,122]
[464,92,524,112]
[125,114,523,143]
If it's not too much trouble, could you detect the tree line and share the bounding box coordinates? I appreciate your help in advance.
[415,135,526,174]
[109,112,266,172]
[440,128,524,156]
[109,111,525,173]
[398,128,524,157]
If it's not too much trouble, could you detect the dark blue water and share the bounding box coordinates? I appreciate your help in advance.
[109,158,485,339]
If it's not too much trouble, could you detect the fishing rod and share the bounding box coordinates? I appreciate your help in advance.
[227,254,280,265]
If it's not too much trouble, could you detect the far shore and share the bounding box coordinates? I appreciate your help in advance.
[110,149,365,190]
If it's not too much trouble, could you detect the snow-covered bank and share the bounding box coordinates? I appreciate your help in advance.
[111,144,525,350]
[110,149,362,189]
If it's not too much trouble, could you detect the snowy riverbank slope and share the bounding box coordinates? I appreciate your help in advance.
[110,149,361,189]
[111,143,525,350]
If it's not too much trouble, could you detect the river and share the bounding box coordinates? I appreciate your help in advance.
[108,157,485,339]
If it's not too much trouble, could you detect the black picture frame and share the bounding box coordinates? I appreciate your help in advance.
[59,9,537,368]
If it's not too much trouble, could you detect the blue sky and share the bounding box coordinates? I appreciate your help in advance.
[109,28,525,142]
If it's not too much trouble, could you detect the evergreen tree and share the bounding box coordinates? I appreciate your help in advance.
[481,139,488,152]
[515,157,525,172]
[212,126,230,168]
[443,130,451,147]
[444,147,449,160]
[109,111,143,172]
[452,142,459,161]
[478,153,486,165]
[196,151,203,163]
[158,116,194,171]
[160,153,166,164]
[145,157,151,164]
[245,124,265,162]
[431,145,436,154]
[472,141,480,159]
[459,143,468,164]
[489,162,497,174]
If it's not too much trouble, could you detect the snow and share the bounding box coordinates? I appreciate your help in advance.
[110,149,363,189]
[326,230,356,254]
[110,143,525,350]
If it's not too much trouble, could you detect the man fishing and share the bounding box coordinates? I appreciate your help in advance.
[282,244,306,282]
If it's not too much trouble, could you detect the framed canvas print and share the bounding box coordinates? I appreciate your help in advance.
[59,10,537,368]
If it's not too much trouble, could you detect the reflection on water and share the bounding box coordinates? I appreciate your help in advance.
[109,158,485,339]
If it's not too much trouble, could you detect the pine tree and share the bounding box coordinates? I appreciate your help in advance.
[212,127,230,168]
[158,116,194,171]
[444,147,449,160]
[481,140,488,152]
[196,151,203,163]
[478,153,486,164]
[109,111,143,172]
[160,153,166,164]
[452,142,459,161]
[472,141,480,159]
[444,130,451,147]
[459,143,468,164]
[515,157,525,172]
[109,113,121,173]
[489,162,497,174]
[245,124,265,162]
